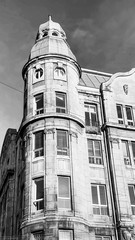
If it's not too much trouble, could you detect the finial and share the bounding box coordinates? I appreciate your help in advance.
[48,15,52,21]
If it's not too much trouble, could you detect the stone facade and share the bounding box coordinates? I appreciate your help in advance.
[1,17,135,240]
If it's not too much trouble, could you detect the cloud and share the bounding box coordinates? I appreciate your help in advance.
[70,0,135,73]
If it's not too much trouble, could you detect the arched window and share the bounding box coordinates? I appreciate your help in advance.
[54,67,66,80]
[33,64,44,82]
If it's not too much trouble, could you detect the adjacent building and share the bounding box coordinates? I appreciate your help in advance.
[0,16,135,240]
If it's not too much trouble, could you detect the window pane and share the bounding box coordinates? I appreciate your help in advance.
[99,185,106,205]
[128,185,135,205]
[91,112,97,126]
[85,112,90,126]
[88,140,94,156]
[95,141,101,157]
[91,185,98,204]
[132,142,135,158]
[58,177,70,198]
[35,131,43,149]
[117,105,122,118]
[122,141,128,157]
[56,93,65,108]
[57,130,67,148]
[36,94,43,109]
[126,106,132,120]
[36,179,44,199]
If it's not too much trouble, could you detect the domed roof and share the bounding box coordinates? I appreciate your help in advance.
[30,16,76,61]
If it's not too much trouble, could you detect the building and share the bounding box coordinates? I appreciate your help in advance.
[0,16,135,240]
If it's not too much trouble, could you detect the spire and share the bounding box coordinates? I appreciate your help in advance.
[48,15,52,21]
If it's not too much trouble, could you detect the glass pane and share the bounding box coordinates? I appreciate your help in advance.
[35,131,43,149]
[91,112,97,126]
[126,106,132,120]
[128,185,135,205]
[122,141,128,157]
[85,112,90,126]
[91,185,98,204]
[88,140,94,156]
[36,179,44,199]
[36,94,43,109]
[58,177,70,198]
[132,142,135,157]
[117,105,122,118]
[57,130,67,148]
[95,141,101,156]
[56,93,65,108]
[99,185,106,205]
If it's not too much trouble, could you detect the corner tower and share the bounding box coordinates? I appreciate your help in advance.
[17,17,93,239]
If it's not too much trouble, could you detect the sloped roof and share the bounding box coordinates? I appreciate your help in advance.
[80,68,112,88]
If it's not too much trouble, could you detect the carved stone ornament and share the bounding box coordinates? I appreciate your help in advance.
[122,227,135,240]
[123,84,128,95]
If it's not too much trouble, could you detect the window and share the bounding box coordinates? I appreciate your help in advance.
[34,131,44,158]
[85,104,98,127]
[59,230,73,240]
[56,92,66,113]
[33,178,44,211]
[58,176,71,209]
[96,236,111,240]
[126,106,134,126]
[32,231,44,240]
[91,184,108,215]
[35,93,44,115]
[116,104,124,124]
[128,185,135,215]
[35,68,43,79]
[87,139,102,164]
[33,64,44,82]
[54,67,66,80]
[131,141,135,164]
[57,130,69,155]
[121,140,131,165]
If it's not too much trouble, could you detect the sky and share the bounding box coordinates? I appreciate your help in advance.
[0,0,135,151]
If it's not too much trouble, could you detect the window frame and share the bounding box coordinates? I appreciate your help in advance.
[128,185,135,215]
[84,103,99,127]
[33,177,44,211]
[125,105,134,126]
[91,184,108,215]
[57,130,69,156]
[34,93,44,115]
[34,131,44,158]
[121,140,131,165]
[56,92,67,113]
[96,236,111,240]
[58,176,71,210]
[59,229,73,240]
[116,104,124,124]
[87,139,103,165]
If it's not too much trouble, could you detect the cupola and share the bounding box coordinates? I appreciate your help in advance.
[30,16,76,61]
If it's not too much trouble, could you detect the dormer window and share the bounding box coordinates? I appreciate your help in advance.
[52,31,58,36]
[42,30,48,37]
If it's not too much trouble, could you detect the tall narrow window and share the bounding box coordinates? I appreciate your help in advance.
[91,184,108,215]
[121,140,131,165]
[126,106,134,126]
[131,141,135,164]
[34,131,44,158]
[33,178,44,211]
[87,139,102,164]
[58,176,71,209]
[59,230,73,240]
[116,104,124,124]
[56,92,66,113]
[35,93,44,115]
[85,104,98,127]
[57,130,69,155]
[128,185,135,215]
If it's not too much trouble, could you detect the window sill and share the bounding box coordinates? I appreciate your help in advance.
[89,164,104,168]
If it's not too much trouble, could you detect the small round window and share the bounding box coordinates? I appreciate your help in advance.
[42,30,48,37]
[34,67,43,79]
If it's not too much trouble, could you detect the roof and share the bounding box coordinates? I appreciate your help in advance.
[80,68,112,89]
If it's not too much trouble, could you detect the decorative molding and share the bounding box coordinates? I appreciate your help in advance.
[44,128,55,134]
[123,84,128,95]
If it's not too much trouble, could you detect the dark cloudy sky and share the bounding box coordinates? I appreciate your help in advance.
[0,0,135,150]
